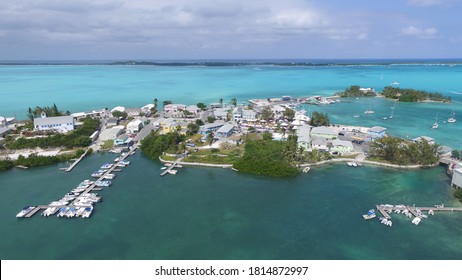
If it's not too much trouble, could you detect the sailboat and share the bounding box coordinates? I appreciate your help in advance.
[448,111,456,123]
[364,101,374,114]
[431,113,439,129]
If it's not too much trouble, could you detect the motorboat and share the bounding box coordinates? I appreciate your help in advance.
[114,157,120,162]
[303,167,311,173]
[82,207,93,218]
[160,167,167,170]
[411,217,421,225]
[431,113,439,129]
[448,111,456,123]
[362,209,376,220]
[391,81,399,86]
[16,206,35,218]
[167,169,178,175]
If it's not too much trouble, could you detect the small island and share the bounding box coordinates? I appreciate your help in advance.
[337,85,452,102]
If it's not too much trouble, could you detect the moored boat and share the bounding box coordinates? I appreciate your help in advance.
[16,206,35,218]
[362,209,376,220]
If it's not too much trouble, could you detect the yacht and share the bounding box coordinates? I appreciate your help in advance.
[362,209,376,220]
[303,167,311,173]
[82,207,93,218]
[391,81,399,86]
[16,206,35,218]
[448,111,456,123]
[364,102,374,114]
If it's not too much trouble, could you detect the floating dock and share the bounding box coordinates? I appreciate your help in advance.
[160,157,184,176]
[65,148,91,172]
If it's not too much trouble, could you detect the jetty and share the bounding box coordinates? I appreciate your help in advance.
[64,148,91,172]
[375,204,462,220]
[160,156,184,176]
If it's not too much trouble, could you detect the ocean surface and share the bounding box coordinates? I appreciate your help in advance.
[1,61,462,259]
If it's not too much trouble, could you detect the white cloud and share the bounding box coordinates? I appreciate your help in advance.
[400,26,438,38]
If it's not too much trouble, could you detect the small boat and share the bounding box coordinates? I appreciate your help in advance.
[16,206,35,218]
[164,163,172,167]
[351,162,358,167]
[362,209,376,220]
[167,169,178,175]
[303,167,310,173]
[231,167,239,172]
[431,113,439,129]
[114,157,120,162]
[391,81,399,86]
[364,102,374,114]
[383,117,388,120]
[160,167,167,170]
[353,115,360,118]
[411,217,421,225]
[82,207,93,218]
[448,111,456,123]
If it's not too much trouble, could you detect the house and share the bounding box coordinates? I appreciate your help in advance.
[311,138,328,151]
[126,119,144,134]
[0,116,16,126]
[242,109,257,122]
[106,117,119,127]
[71,109,107,120]
[213,108,229,120]
[0,126,11,137]
[310,126,337,140]
[141,104,155,111]
[199,122,225,135]
[330,139,354,154]
[111,106,125,113]
[99,125,124,141]
[297,124,312,151]
[114,134,133,146]
[33,113,74,133]
[186,105,200,115]
[215,124,234,138]
[452,168,462,188]
[209,103,222,109]
[125,108,141,117]
[367,126,387,139]
[164,104,186,114]
[160,118,178,134]
[412,136,435,145]
[233,107,243,122]
[282,95,291,101]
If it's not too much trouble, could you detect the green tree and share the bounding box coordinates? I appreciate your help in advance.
[262,131,272,140]
[219,98,223,105]
[187,123,199,135]
[206,132,214,145]
[163,100,172,107]
[452,150,460,160]
[207,116,216,123]
[112,110,128,119]
[309,112,330,127]
[231,98,237,106]
[197,103,207,110]
[260,106,274,122]
[283,108,295,122]
[153,98,158,108]
[195,119,204,126]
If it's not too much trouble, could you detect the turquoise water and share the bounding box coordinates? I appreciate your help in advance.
[1,63,462,259]
[0,152,461,260]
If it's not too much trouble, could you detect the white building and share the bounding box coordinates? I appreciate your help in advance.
[126,120,144,134]
[297,124,312,151]
[242,109,257,122]
[125,108,141,117]
[111,106,125,113]
[33,113,75,133]
[452,168,462,189]
[233,107,243,122]
[164,104,186,114]
[99,125,125,141]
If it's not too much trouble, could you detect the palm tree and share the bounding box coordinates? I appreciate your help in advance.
[219,98,223,105]
[206,132,214,145]
[231,98,237,106]
[153,98,158,108]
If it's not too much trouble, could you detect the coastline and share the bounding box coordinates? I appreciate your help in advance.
[159,156,233,168]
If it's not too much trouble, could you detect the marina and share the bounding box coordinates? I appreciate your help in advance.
[15,146,138,219]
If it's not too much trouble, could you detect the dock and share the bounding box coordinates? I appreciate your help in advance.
[376,204,462,220]
[160,156,184,176]
[65,148,91,172]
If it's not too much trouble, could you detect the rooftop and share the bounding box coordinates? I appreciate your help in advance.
[311,126,337,135]
[34,116,74,126]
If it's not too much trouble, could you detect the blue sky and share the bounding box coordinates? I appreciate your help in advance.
[0,0,461,60]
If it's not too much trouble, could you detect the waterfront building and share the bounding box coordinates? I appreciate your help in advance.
[126,119,144,134]
[330,139,354,154]
[0,126,11,137]
[125,108,142,117]
[452,168,462,189]
[297,124,312,151]
[0,116,16,125]
[311,138,328,151]
[242,109,257,122]
[215,124,234,138]
[209,103,222,109]
[141,104,155,111]
[367,126,387,139]
[33,112,74,133]
[310,126,337,140]
[186,105,201,115]
[71,109,107,119]
[111,106,125,113]
[233,107,243,122]
[114,134,133,146]
[99,125,124,141]
[164,104,186,114]
[199,122,225,135]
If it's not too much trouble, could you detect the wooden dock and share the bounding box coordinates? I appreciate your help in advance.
[160,157,184,176]
[376,204,462,220]
[65,148,91,172]
[20,145,138,218]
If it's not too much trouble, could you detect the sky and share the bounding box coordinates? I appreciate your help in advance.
[0,0,461,60]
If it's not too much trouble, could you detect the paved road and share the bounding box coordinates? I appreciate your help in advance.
[135,123,154,142]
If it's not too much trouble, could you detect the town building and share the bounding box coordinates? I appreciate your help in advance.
[215,124,234,138]
[126,119,144,134]
[125,108,141,117]
[164,104,186,114]
[452,168,462,189]
[106,117,119,127]
[199,122,225,135]
[209,103,222,109]
[310,126,337,140]
[297,124,312,151]
[160,118,178,134]
[311,138,328,151]
[242,109,257,122]
[233,107,243,122]
[186,105,201,115]
[213,108,229,120]
[114,135,133,146]
[99,125,125,141]
[367,126,387,139]
[330,139,354,154]
[111,106,125,113]
[33,112,75,133]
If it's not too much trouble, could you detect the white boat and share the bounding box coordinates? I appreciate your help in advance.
[448,111,456,123]
[167,169,178,175]
[16,206,35,218]
[411,217,421,225]
[160,167,167,170]
[82,207,93,218]
[347,162,353,167]
[431,113,439,129]
[362,209,376,220]
[114,157,120,162]
[391,81,399,86]
[353,115,360,118]
[351,162,358,167]
[364,101,374,114]
[303,167,311,173]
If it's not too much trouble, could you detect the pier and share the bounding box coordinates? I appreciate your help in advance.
[376,204,462,219]
[160,156,184,176]
[64,148,91,172]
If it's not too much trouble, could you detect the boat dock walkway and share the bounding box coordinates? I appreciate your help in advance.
[376,204,462,220]
[21,145,138,218]
[64,148,91,172]
[160,156,184,176]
